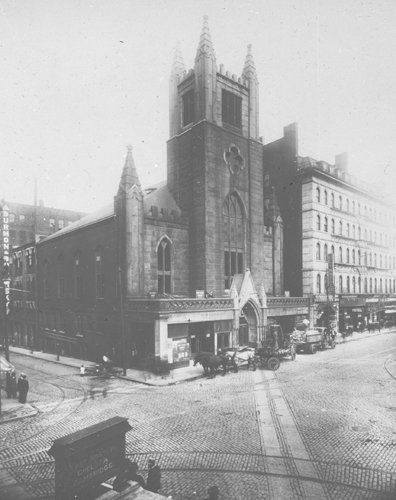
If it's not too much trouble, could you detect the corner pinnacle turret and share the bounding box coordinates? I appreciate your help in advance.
[242,44,258,82]
[195,15,216,61]
[170,40,185,79]
[118,144,141,194]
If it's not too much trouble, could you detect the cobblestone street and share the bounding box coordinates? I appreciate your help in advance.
[1,331,396,500]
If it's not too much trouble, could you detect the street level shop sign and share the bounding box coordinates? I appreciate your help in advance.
[48,416,132,500]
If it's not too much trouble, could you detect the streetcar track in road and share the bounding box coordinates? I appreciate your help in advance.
[0,363,88,453]
[384,355,396,382]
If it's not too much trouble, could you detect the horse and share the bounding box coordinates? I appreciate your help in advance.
[193,353,229,378]
[222,347,256,371]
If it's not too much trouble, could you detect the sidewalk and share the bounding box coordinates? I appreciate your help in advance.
[336,325,396,345]
[8,346,204,386]
[2,326,395,425]
[0,391,37,424]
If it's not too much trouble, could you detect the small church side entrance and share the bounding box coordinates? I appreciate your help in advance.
[239,302,258,346]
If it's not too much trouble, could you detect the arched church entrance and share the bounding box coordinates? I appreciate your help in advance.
[239,301,258,346]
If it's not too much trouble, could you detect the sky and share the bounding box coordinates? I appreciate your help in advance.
[1,0,396,213]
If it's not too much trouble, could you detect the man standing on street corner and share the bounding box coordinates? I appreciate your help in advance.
[17,373,29,404]
[147,458,161,493]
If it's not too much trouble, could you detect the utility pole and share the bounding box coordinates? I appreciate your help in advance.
[118,267,127,376]
[34,177,39,350]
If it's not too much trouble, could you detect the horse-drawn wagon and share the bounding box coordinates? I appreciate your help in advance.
[291,327,337,354]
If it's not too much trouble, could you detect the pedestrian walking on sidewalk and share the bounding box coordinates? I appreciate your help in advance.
[147,458,161,493]
[10,370,17,398]
[17,373,29,404]
[56,343,61,361]
[80,365,85,377]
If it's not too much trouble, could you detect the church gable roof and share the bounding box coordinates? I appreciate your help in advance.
[39,202,115,243]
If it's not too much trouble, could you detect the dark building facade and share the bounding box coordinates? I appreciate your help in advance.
[1,201,86,352]
[19,19,295,369]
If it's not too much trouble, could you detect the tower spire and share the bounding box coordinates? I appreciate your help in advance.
[195,15,216,61]
[242,44,258,82]
[118,144,141,194]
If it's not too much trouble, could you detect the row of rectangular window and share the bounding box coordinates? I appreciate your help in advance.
[315,214,396,246]
[315,244,396,269]
[7,213,73,228]
[40,312,107,335]
[316,274,396,294]
[315,186,395,226]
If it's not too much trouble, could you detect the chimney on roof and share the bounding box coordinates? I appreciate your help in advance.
[335,152,348,173]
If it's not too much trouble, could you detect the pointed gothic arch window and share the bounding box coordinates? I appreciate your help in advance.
[58,255,64,299]
[222,90,242,129]
[182,90,195,127]
[223,193,245,289]
[157,237,172,294]
[75,252,82,299]
[44,259,49,299]
[316,274,321,293]
[95,247,105,299]
[316,243,321,260]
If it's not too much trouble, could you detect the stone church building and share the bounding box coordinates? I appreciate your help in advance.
[32,18,292,369]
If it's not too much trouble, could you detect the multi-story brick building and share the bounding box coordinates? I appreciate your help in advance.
[0,199,86,250]
[24,18,296,368]
[0,201,86,352]
[263,123,396,331]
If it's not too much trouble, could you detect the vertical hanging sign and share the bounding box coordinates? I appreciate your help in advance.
[2,205,11,314]
[327,253,335,299]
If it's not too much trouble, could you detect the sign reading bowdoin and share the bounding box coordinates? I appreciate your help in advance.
[48,416,132,500]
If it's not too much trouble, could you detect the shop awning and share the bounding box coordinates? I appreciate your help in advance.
[0,355,14,372]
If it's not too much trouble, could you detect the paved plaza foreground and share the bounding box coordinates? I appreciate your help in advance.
[0,330,396,500]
